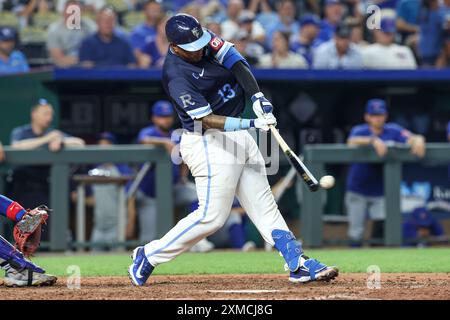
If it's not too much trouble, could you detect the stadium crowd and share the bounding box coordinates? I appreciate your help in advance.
[1,0,450,74]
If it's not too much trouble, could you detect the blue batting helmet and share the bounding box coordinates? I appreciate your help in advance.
[165,14,211,52]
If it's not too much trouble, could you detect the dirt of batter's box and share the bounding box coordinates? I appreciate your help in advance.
[0,273,449,300]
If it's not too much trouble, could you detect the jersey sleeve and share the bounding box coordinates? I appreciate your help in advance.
[168,78,212,119]
[392,124,412,143]
[205,30,248,69]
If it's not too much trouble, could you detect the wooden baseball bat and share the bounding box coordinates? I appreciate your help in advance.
[269,125,319,192]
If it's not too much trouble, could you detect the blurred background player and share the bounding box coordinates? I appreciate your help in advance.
[9,99,84,211]
[134,100,214,252]
[89,132,133,251]
[402,206,445,247]
[0,194,56,286]
[346,99,426,246]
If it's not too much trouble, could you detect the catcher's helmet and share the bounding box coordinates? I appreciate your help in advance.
[165,14,211,52]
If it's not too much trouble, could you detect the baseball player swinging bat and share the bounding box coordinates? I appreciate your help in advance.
[127,13,338,286]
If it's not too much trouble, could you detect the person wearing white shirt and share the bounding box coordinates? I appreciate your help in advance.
[259,31,308,68]
[362,17,417,69]
[313,23,364,69]
[220,0,244,40]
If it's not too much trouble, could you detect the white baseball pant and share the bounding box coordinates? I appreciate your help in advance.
[144,129,290,266]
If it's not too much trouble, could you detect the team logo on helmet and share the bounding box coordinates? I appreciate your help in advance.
[192,27,201,38]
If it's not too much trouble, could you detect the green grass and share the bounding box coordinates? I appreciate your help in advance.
[32,248,450,277]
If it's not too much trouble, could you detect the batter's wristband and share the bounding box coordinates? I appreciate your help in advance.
[224,117,252,131]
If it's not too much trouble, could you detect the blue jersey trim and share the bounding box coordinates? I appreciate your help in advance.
[186,104,213,119]
[146,136,211,259]
[222,47,247,70]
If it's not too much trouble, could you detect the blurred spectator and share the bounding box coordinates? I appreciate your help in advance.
[47,0,97,68]
[204,17,222,35]
[0,26,29,75]
[9,99,84,210]
[403,207,445,247]
[258,31,308,68]
[249,0,278,27]
[0,141,4,163]
[291,14,321,67]
[232,29,264,66]
[435,33,450,67]
[135,101,198,243]
[396,0,420,41]
[220,0,245,40]
[265,0,299,48]
[346,99,426,246]
[313,23,363,69]
[79,6,136,67]
[236,10,266,43]
[418,0,444,66]
[90,132,133,250]
[350,21,368,48]
[137,14,168,68]
[130,0,162,54]
[316,0,345,46]
[362,17,417,69]
[221,3,265,43]
[0,0,40,27]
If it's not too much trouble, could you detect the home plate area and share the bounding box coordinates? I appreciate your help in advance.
[0,273,449,300]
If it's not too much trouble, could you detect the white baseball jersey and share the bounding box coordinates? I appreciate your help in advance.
[361,43,417,69]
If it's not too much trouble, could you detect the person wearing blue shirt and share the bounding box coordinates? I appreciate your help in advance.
[130,0,162,53]
[345,99,426,246]
[79,7,136,67]
[138,15,169,68]
[90,132,134,250]
[313,23,363,69]
[0,26,29,75]
[264,0,300,49]
[402,207,445,246]
[418,0,444,66]
[316,0,344,46]
[291,14,321,67]
[135,100,201,245]
[396,0,421,40]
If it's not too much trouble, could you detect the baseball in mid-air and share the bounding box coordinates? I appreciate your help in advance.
[319,175,335,189]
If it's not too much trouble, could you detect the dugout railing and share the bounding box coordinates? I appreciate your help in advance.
[301,143,450,247]
[0,145,173,251]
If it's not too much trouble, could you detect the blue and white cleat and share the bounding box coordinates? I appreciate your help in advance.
[128,246,154,286]
[271,229,338,284]
[288,257,339,283]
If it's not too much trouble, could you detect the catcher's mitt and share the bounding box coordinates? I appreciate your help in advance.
[13,205,50,257]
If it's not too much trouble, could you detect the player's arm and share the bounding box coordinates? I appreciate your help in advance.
[348,136,388,157]
[201,113,274,132]
[10,130,61,149]
[62,136,85,147]
[406,134,426,158]
[207,31,275,121]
